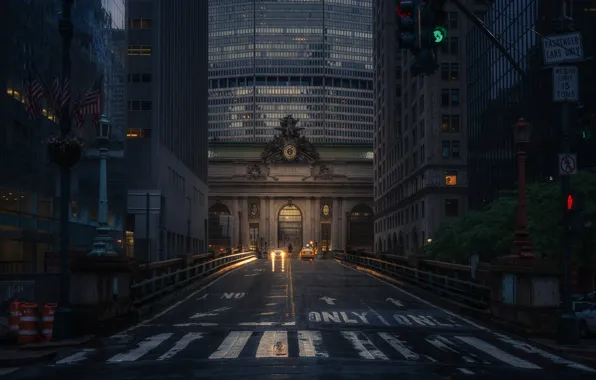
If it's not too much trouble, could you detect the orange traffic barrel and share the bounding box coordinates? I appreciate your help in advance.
[18,303,40,345]
[8,301,21,335]
[42,303,58,341]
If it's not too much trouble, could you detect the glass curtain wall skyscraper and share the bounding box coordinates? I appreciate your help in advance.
[208,0,373,144]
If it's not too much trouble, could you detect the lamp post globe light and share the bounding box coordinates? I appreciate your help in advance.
[88,114,118,257]
[511,118,534,258]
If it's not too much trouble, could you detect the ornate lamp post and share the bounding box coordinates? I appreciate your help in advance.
[88,114,117,257]
[512,118,534,258]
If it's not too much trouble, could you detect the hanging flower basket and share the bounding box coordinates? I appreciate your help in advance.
[46,135,85,168]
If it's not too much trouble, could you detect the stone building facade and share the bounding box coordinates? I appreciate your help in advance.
[208,116,374,253]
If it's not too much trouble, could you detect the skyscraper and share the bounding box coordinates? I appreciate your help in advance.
[208,0,374,144]
[126,0,209,261]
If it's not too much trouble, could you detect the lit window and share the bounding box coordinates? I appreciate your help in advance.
[128,45,152,56]
[445,172,457,186]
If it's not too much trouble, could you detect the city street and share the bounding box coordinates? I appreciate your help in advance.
[4,256,595,380]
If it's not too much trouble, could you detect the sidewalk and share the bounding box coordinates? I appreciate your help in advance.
[0,335,94,368]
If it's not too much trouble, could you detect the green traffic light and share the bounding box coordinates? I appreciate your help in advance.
[433,26,447,43]
[582,129,592,140]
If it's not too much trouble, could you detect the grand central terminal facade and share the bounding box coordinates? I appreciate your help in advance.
[207,116,374,253]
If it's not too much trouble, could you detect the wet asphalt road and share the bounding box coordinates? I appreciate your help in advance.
[4,255,595,380]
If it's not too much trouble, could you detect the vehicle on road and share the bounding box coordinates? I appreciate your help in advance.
[300,247,315,260]
[270,248,285,258]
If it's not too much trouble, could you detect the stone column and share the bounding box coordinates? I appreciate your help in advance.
[338,198,344,250]
[314,197,321,244]
[269,197,277,248]
[340,199,348,250]
[230,199,239,249]
[259,197,267,251]
[307,197,313,243]
[241,197,249,248]
[331,198,339,251]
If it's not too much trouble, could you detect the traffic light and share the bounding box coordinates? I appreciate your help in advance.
[397,0,420,54]
[577,105,594,140]
[567,194,575,211]
[408,0,447,77]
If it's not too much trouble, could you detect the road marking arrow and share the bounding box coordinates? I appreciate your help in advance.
[196,294,209,301]
[320,296,336,305]
[386,298,404,307]
[245,273,260,277]
[190,307,231,319]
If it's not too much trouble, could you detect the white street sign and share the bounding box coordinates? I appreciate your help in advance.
[320,296,336,305]
[543,32,584,65]
[553,66,579,102]
[559,154,578,175]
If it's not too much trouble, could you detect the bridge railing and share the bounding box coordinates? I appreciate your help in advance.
[131,251,257,306]
[333,252,491,310]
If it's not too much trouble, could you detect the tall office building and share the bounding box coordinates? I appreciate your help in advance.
[208,0,374,144]
[1,0,127,272]
[373,0,486,255]
[126,0,209,261]
[467,0,596,210]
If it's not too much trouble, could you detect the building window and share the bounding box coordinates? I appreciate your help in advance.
[451,115,460,132]
[420,119,425,137]
[441,63,449,80]
[449,12,458,29]
[129,18,153,29]
[128,100,152,111]
[451,141,461,158]
[128,45,152,56]
[421,201,425,217]
[445,199,459,217]
[450,37,459,55]
[420,144,425,161]
[441,89,450,106]
[126,128,152,138]
[445,171,457,186]
[128,73,152,83]
[442,141,451,158]
[450,89,460,105]
[441,115,450,132]
[442,115,460,132]
[450,63,459,80]
[419,95,424,113]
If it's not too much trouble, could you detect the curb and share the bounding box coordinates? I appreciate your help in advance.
[0,350,56,368]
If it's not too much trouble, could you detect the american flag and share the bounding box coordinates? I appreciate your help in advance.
[75,76,102,127]
[51,77,61,113]
[25,73,44,120]
[60,78,70,110]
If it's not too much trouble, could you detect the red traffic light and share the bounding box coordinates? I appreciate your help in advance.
[397,0,414,17]
[567,194,574,210]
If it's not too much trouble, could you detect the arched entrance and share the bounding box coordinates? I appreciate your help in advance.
[278,205,302,252]
[349,204,374,251]
[208,204,232,253]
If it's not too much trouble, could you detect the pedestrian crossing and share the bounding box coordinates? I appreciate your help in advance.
[48,330,593,374]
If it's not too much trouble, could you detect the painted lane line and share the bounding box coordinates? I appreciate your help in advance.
[341,331,388,360]
[496,335,595,372]
[190,306,232,319]
[364,302,391,326]
[172,323,218,327]
[297,330,329,358]
[265,303,278,306]
[209,331,253,359]
[157,332,203,361]
[259,311,278,316]
[386,297,404,307]
[238,321,297,326]
[454,336,541,369]
[377,332,419,361]
[320,296,336,305]
[111,257,257,337]
[255,331,289,358]
[55,349,96,365]
[458,368,475,375]
[0,368,20,376]
[196,294,209,300]
[107,333,173,362]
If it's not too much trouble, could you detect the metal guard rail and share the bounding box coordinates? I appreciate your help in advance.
[131,252,256,306]
[334,252,490,310]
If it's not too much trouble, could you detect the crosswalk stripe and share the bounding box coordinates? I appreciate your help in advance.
[256,330,288,358]
[378,332,419,360]
[455,336,541,369]
[341,331,388,360]
[157,332,203,361]
[209,331,253,359]
[107,333,173,363]
[298,330,329,358]
[426,336,476,363]
[56,349,96,365]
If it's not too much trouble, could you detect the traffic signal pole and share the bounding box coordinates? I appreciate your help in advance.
[556,0,580,346]
[449,0,525,78]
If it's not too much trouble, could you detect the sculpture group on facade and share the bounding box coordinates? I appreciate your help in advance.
[261,115,320,164]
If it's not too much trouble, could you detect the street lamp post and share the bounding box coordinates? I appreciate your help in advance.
[89,114,117,257]
[512,118,534,258]
[52,0,75,341]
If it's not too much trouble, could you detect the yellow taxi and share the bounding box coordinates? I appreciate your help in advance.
[300,247,315,260]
